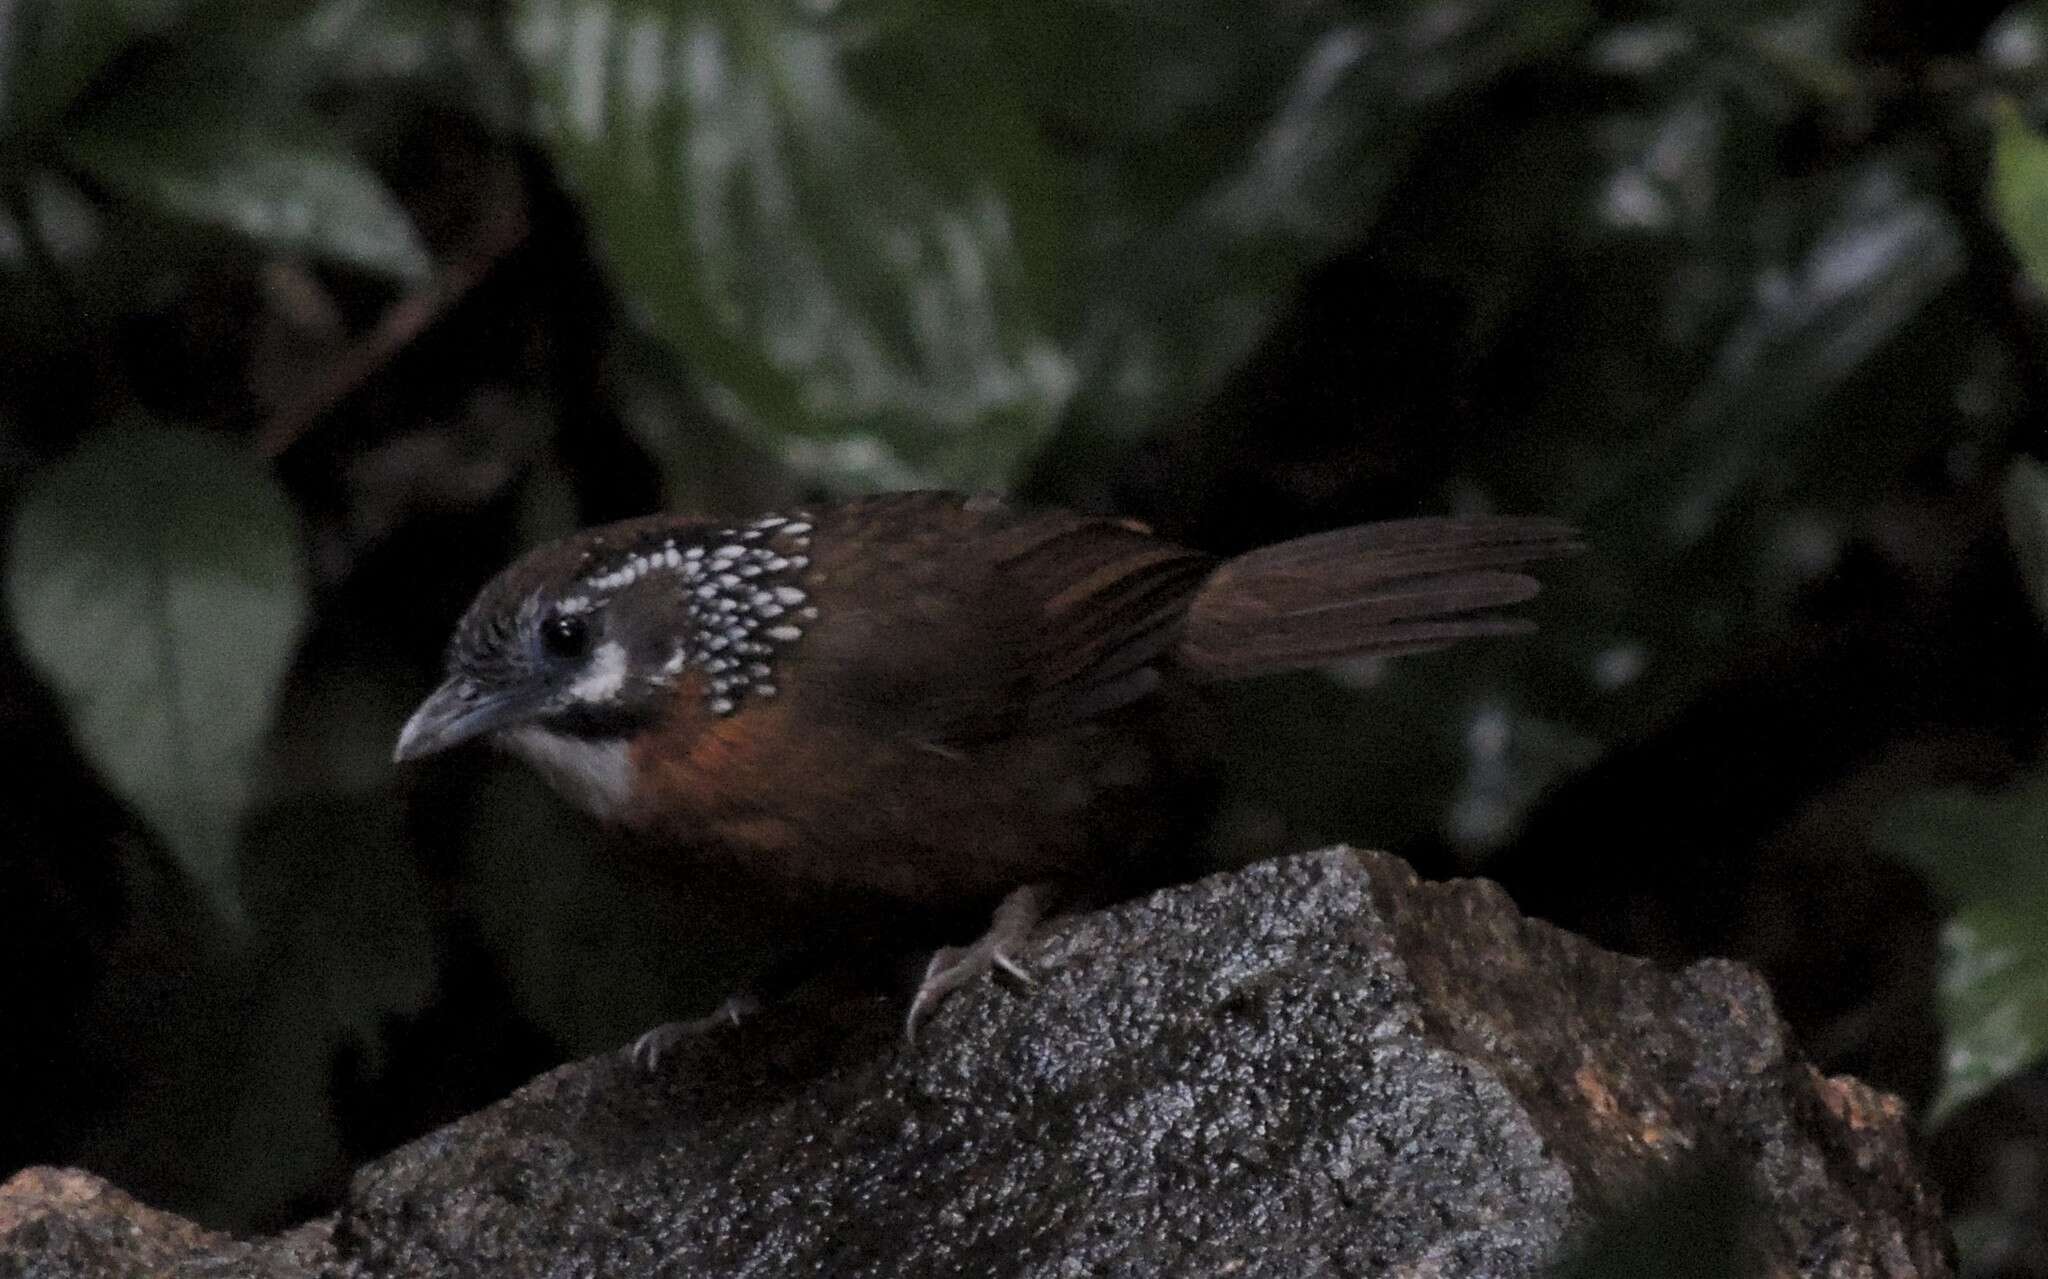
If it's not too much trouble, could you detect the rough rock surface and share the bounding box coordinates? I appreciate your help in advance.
[0,848,1950,1278]
[0,1167,327,1278]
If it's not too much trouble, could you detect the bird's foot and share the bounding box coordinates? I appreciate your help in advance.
[626,991,762,1074]
[904,883,1050,1043]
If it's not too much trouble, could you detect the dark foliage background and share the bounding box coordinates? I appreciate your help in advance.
[4,0,2048,1270]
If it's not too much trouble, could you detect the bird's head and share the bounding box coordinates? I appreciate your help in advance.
[393,512,818,816]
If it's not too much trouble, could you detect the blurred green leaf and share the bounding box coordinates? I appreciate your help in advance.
[1551,160,1967,710]
[0,0,188,140]
[513,0,1074,490]
[290,0,525,128]
[1874,775,2048,1123]
[1178,6,1993,860]
[5,425,309,921]
[512,0,1593,493]
[2005,456,2048,630]
[1052,0,1595,447]
[0,171,100,275]
[1304,149,1970,858]
[1993,99,2048,294]
[1493,142,1967,717]
[66,112,431,280]
[0,1,432,280]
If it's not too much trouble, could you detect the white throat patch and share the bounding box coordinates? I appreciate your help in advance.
[500,726,632,820]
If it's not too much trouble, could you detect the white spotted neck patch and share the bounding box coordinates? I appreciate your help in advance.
[572,511,820,717]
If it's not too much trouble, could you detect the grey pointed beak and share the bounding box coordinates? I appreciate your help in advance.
[393,678,529,763]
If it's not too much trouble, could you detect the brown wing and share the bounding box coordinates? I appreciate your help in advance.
[791,493,1214,744]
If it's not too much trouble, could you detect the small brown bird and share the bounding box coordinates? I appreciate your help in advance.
[395,492,1575,1056]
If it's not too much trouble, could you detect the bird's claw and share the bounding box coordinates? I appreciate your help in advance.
[626,992,760,1074]
[902,883,1049,1043]
[991,951,1036,986]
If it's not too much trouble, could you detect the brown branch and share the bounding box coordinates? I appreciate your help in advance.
[256,169,530,458]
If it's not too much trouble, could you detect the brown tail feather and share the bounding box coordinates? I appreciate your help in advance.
[1178,516,1579,680]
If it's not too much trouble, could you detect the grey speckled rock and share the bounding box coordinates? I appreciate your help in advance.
[0,1168,327,1279]
[0,849,1949,1278]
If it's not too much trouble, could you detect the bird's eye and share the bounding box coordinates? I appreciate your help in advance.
[540,612,591,660]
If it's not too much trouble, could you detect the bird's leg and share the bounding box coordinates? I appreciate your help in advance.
[627,990,763,1074]
[904,882,1051,1042]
